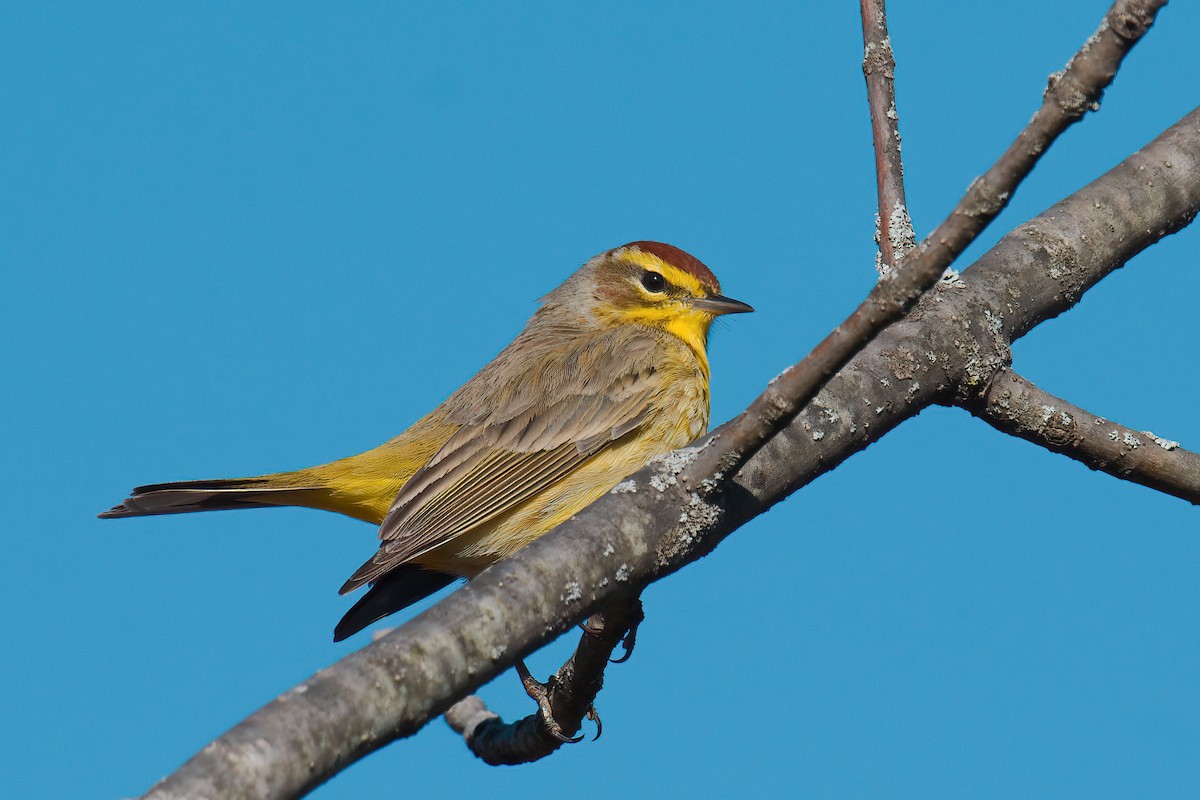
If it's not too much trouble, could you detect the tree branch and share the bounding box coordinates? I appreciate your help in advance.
[684,0,1167,487]
[861,0,914,276]
[965,368,1200,504]
[444,596,642,764]
[140,103,1200,800]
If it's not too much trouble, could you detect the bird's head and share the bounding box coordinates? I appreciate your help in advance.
[542,242,752,367]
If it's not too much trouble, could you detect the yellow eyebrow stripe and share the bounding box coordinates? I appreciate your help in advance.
[618,249,707,296]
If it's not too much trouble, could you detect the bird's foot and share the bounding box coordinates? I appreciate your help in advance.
[515,661,584,744]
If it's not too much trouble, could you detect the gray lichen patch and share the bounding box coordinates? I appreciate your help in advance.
[888,201,916,262]
[1141,430,1181,451]
[699,471,724,494]
[952,310,1011,396]
[938,268,965,289]
[658,490,722,568]
[648,475,671,492]
[648,445,703,492]
[886,346,921,382]
[1038,406,1077,446]
[562,581,583,604]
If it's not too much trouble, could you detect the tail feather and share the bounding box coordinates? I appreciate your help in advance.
[333,565,457,642]
[99,478,324,519]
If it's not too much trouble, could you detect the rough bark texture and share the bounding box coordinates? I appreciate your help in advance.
[141,103,1200,800]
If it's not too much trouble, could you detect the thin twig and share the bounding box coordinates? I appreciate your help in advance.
[966,369,1200,505]
[684,0,1166,489]
[444,597,643,765]
[861,0,914,276]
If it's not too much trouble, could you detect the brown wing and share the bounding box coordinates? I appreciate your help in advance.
[339,333,663,594]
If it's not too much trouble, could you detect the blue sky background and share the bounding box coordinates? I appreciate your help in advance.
[3,2,1198,797]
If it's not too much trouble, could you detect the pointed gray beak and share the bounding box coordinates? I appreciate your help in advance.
[692,293,755,315]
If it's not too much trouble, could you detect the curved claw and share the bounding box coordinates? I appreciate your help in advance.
[609,623,639,664]
[551,727,586,744]
[587,705,603,741]
[608,602,644,663]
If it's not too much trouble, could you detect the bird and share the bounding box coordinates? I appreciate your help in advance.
[101,241,752,642]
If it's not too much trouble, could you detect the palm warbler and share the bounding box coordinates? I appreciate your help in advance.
[102,241,752,639]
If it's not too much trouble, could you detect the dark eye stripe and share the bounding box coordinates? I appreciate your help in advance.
[640,270,666,293]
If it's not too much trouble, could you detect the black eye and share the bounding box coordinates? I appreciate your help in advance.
[640,271,666,293]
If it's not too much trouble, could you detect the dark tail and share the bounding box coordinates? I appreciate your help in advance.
[98,477,325,519]
[333,565,457,641]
